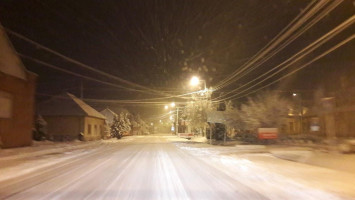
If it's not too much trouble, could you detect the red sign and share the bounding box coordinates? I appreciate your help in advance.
[258,128,278,139]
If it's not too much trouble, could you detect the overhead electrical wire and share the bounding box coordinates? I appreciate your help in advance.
[213,13,354,102]
[213,0,336,91]
[19,54,146,93]
[0,23,207,102]
[2,26,177,98]
[218,0,343,94]
[213,0,330,90]
[20,53,206,102]
[219,34,354,101]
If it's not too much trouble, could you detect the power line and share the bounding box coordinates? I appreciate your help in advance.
[214,34,354,102]
[213,0,338,91]
[2,26,176,98]
[20,53,201,102]
[214,13,354,101]
[222,0,343,92]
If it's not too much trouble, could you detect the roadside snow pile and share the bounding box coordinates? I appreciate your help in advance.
[176,143,355,199]
[235,145,266,150]
[270,150,312,163]
[191,137,207,143]
[270,148,355,174]
[0,140,98,161]
[338,139,355,153]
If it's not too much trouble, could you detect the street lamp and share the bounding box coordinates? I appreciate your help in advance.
[190,76,206,91]
[292,92,303,134]
[164,102,181,135]
[190,76,200,87]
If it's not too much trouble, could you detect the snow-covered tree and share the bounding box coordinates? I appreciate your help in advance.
[131,114,149,134]
[110,115,121,139]
[123,112,131,134]
[33,115,47,141]
[240,91,290,130]
[182,98,211,133]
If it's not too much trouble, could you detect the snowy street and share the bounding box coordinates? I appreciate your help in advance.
[1,135,355,200]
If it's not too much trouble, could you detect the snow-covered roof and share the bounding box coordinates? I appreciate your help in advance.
[100,108,117,124]
[38,93,106,119]
[100,108,118,118]
[0,24,27,80]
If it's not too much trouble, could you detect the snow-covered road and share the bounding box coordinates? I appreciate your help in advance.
[0,135,354,199]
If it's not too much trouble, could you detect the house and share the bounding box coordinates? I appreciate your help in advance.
[0,25,37,148]
[38,93,106,141]
[100,108,117,126]
[100,108,118,138]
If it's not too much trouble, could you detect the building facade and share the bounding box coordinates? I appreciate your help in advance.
[0,25,37,148]
[38,93,106,141]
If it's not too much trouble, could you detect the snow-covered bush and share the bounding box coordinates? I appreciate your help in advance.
[240,91,290,131]
[33,115,47,141]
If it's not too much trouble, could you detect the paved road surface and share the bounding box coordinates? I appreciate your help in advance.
[0,135,267,200]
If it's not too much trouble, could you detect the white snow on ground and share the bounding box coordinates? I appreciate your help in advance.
[1,135,355,199]
[0,138,132,182]
[175,142,355,200]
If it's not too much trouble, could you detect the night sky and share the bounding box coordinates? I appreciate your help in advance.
[0,0,354,117]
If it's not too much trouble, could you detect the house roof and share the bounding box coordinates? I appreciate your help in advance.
[38,93,106,119]
[0,24,27,80]
[100,108,118,117]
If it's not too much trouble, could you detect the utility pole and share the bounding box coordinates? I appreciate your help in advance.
[175,107,179,135]
[80,80,84,99]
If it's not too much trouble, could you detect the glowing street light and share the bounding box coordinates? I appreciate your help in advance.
[164,105,169,110]
[171,102,176,107]
[190,76,200,87]
[190,76,206,91]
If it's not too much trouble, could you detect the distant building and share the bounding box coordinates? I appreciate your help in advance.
[38,93,106,141]
[0,25,37,148]
[100,108,118,138]
[100,108,117,126]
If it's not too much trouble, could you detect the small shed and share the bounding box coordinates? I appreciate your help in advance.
[38,93,106,141]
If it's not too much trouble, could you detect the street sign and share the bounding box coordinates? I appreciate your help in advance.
[258,128,278,139]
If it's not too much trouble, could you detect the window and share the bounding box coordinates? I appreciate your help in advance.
[0,91,12,118]
[94,125,97,135]
[88,124,92,135]
[289,122,294,132]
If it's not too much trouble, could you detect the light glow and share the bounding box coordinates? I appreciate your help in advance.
[190,76,200,86]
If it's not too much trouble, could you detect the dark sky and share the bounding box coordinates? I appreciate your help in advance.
[0,0,354,117]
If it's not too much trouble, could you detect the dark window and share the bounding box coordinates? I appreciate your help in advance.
[88,124,92,135]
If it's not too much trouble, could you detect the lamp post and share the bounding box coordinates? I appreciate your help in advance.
[170,102,179,135]
[293,93,303,134]
[164,103,179,135]
[190,76,206,91]
[190,76,211,142]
